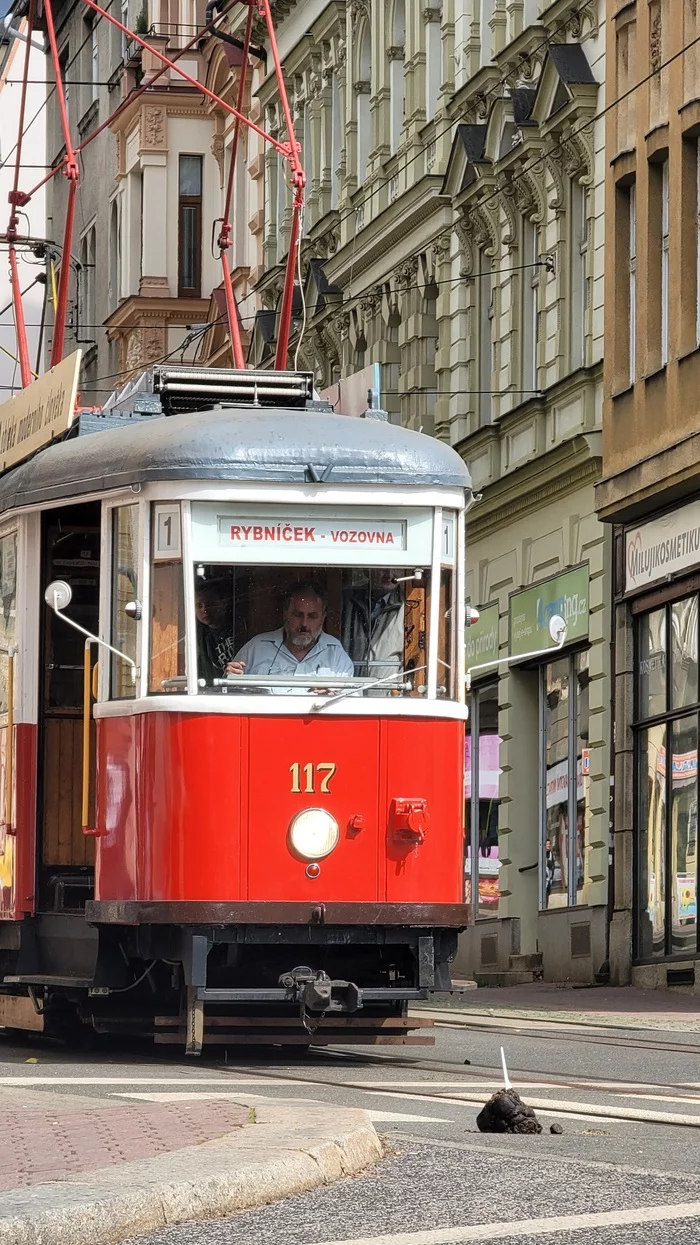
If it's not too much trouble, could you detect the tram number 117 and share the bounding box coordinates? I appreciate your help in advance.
[290,762,336,794]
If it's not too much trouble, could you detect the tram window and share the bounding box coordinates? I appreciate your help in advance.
[438,567,456,699]
[111,506,139,699]
[150,562,185,693]
[0,532,16,714]
[192,564,449,697]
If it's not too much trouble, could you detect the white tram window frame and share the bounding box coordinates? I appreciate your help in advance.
[101,495,144,702]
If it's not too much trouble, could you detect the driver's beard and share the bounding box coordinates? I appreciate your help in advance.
[288,630,318,650]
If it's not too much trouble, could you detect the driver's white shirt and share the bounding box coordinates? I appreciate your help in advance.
[234,628,354,682]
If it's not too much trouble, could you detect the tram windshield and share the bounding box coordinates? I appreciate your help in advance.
[188,563,455,699]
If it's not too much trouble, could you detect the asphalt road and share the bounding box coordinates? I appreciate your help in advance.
[2,1014,700,1245]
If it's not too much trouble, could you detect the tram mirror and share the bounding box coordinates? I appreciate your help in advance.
[393,569,423,583]
[124,600,142,621]
[548,614,567,646]
[44,580,73,612]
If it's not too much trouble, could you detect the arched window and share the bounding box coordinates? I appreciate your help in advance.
[389,0,405,155]
[356,22,371,184]
[108,196,121,311]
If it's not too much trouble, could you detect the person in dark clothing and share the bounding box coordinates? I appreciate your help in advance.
[195,579,235,684]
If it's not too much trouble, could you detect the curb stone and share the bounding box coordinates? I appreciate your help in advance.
[0,1100,383,1245]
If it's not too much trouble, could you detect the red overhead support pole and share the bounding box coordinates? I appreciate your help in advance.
[255,0,306,370]
[43,0,80,367]
[216,5,254,370]
[80,0,289,154]
[6,0,36,387]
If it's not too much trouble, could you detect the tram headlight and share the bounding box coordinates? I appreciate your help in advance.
[288,808,340,860]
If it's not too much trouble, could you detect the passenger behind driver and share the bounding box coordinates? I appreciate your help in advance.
[342,568,405,689]
[195,578,236,684]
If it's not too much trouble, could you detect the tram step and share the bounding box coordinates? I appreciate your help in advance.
[3,974,92,989]
[473,970,540,988]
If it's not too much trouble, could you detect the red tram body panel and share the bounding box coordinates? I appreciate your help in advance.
[94,714,464,905]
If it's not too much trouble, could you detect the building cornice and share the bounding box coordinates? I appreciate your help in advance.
[467,436,602,541]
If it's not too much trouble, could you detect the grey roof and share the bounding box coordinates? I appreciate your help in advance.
[547,44,595,85]
[0,407,472,512]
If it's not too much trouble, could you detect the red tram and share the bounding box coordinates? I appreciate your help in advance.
[0,367,472,1052]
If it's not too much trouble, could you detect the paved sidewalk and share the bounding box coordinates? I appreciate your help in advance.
[416,982,700,1032]
[0,1086,381,1245]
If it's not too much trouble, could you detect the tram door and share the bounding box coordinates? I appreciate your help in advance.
[37,502,101,912]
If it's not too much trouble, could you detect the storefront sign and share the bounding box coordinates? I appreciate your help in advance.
[465,603,499,671]
[625,499,700,592]
[509,566,589,659]
[0,351,81,472]
[216,516,406,550]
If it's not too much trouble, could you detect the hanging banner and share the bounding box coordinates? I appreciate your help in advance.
[0,351,81,473]
[509,565,589,659]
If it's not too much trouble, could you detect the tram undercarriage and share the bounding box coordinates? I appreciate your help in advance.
[0,911,457,1051]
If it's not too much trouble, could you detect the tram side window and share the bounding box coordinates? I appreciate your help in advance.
[0,532,16,714]
[149,505,185,693]
[111,506,139,699]
[192,564,452,696]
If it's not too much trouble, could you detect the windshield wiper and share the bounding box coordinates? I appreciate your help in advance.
[310,665,428,711]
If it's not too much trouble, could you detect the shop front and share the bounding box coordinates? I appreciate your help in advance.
[457,559,611,984]
[613,501,700,988]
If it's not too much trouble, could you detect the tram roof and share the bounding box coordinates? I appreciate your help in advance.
[0,406,472,512]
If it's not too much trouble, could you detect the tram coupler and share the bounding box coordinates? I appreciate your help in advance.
[279,966,362,1032]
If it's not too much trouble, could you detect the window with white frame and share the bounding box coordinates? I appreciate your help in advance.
[121,0,129,61]
[478,249,493,425]
[425,7,441,121]
[570,181,589,371]
[522,217,539,395]
[356,23,371,185]
[661,159,670,366]
[629,182,637,384]
[330,71,342,210]
[91,19,99,101]
[79,225,96,337]
[479,0,493,68]
[389,0,405,156]
[108,196,121,311]
[692,138,697,348]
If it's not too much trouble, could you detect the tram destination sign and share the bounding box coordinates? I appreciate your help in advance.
[216,516,407,550]
[509,565,589,659]
[0,351,81,472]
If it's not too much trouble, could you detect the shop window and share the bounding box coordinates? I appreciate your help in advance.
[635,597,698,960]
[541,651,591,909]
[111,505,139,699]
[465,682,501,916]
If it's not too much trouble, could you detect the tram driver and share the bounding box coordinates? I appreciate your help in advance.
[225,581,354,688]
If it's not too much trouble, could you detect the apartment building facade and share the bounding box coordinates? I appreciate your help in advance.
[44,0,249,403]
[240,0,611,982]
[597,0,700,991]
